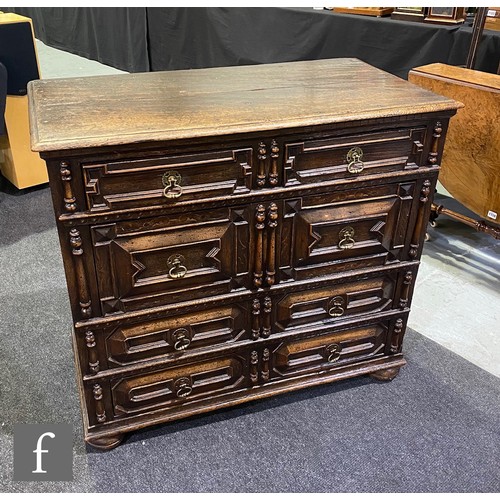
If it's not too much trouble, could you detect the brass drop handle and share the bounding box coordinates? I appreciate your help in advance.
[173,328,191,351]
[326,344,342,363]
[174,377,192,398]
[167,254,187,279]
[338,226,355,250]
[346,147,364,174]
[162,171,182,199]
[328,296,345,317]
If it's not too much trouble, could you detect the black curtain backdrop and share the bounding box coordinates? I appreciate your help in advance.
[3,7,500,78]
[4,7,149,72]
[146,8,500,78]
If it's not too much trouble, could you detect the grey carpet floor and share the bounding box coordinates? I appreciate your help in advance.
[0,183,499,493]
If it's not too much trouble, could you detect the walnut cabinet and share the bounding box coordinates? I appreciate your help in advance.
[28,58,460,449]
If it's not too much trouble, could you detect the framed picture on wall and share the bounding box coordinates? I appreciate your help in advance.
[424,7,466,25]
[391,7,428,22]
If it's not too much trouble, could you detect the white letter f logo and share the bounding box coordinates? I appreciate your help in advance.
[32,432,55,473]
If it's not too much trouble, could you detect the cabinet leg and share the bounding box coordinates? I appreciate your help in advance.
[86,433,124,450]
[370,366,401,382]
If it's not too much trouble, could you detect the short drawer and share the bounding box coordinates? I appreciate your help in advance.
[83,147,253,211]
[284,127,426,186]
[91,206,252,314]
[271,316,402,379]
[77,301,251,373]
[274,271,401,332]
[109,353,248,419]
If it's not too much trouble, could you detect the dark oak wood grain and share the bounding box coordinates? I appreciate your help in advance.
[29,58,461,449]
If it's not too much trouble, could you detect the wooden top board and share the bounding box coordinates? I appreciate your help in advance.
[409,63,500,93]
[28,58,461,152]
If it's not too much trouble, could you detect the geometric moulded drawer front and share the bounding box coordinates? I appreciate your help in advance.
[111,354,246,417]
[91,206,251,314]
[284,127,426,186]
[275,271,399,332]
[272,319,391,379]
[83,148,253,212]
[104,302,248,368]
[280,181,417,281]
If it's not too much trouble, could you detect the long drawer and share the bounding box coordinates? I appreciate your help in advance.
[83,313,407,427]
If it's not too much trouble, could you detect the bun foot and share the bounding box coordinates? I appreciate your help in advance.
[86,433,124,450]
[370,366,401,382]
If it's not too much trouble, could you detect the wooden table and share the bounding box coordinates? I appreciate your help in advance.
[409,63,500,237]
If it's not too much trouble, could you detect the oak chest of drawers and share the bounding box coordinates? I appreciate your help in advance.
[28,58,460,449]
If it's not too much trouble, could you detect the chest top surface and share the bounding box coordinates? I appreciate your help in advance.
[28,57,460,152]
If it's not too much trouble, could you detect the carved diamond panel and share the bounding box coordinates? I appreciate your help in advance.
[91,207,251,313]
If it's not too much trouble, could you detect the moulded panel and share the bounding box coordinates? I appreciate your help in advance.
[84,148,253,211]
[284,127,426,186]
[111,355,247,416]
[91,206,251,313]
[279,182,416,281]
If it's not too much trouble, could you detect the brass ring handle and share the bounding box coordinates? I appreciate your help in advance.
[326,344,341,363]
[328,306,344,317]
[328,296,345,317]
[338,226,355,250]
[176,385,192,398]
[347,147,364,174]
[173,329,191,351]
[174,377,192,398]
[162,171,183,199]
[169,264,187,279]
[167,254,187,279]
